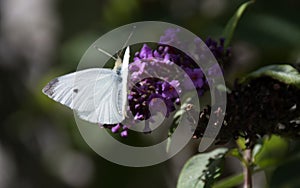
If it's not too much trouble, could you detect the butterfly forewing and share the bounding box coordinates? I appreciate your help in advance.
[43,68,125,124]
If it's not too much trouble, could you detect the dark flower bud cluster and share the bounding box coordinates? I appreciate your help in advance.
[194,77,300,146]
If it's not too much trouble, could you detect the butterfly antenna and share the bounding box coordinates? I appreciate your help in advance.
[118,25,136,57]
[93,45,117,61]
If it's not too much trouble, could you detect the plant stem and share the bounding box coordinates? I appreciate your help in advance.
[243,147,253,188]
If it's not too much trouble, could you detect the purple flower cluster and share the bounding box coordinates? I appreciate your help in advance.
[128,44,184,121]
[183,68,205,96]
[205,38,231,67]
[128,42,209,122]
[103,29,231,137]
[128,78,180,121]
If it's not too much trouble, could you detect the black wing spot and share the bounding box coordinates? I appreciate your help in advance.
[42,78,59,96]
[73,88,78,93]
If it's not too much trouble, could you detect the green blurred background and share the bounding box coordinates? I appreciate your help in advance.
[0,0,300,187]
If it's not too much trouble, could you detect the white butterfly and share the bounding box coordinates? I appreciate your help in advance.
[42,46,130,124]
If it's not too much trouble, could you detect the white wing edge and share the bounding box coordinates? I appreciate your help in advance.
[121,46,130,116]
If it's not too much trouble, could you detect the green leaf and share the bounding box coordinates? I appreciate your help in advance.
[236,137,246,150]
[241,64,300,89]
[212,173,244,188]
[254,135,289,169]
[177,148,228,188]
[222,0,254,47]
[252,142,263,162]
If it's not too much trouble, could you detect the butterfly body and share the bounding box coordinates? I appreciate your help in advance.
[43,47,130,124]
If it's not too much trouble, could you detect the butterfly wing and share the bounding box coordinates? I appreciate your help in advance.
[120,46,130,116]
[42,68,125,124]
